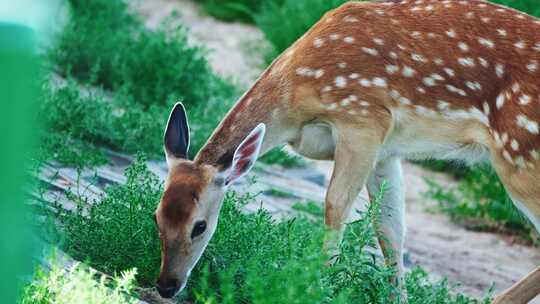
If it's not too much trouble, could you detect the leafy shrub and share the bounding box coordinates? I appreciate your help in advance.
[20,262,139,304]
[194,0,283,23]
[51,155,162,286]
[49,157,487,302]
[490,0,540,17]
[254,0,351,62]
[42,0,299,167]
[425,165,538,244]
[260,147,305,167]
[40,80,164,165]
[51,0,235,109]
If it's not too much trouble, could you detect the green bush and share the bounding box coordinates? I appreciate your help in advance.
[490,0,540,17]
[48,157,488,303]
[51,155,162,286]
[194,0,284,23]
[40,80,163,165]
[40,0,241,166]
[254,0,352,62]
[20,261,139,304]
[425,165,538,244]
[51,0,235,109]
[41,0,300,167]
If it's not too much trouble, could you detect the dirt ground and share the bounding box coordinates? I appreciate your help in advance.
[133,0,540,301]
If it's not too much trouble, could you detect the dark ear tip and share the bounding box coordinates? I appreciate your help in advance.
[171,102,186,114]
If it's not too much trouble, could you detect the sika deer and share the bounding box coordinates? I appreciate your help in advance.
[154,1,540,302]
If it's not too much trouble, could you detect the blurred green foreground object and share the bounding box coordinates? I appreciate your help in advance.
[0,23,40,304]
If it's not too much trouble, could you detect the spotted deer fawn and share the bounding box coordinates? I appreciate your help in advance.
[154,0,540,302]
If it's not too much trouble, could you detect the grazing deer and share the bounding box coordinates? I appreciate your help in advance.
[154,0,540,302]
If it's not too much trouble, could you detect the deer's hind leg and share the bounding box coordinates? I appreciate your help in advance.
[491,151,540,304]
[367,157,407,300]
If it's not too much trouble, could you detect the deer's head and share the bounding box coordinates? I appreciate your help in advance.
[154,103,265,298]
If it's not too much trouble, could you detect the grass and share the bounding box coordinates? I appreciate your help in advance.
[490,0,540,17]
[424,165,539,244]
[50,0,235,110]
[193,0,284,23]
[41,0,299,168]
[43,156,490,303]
[254,0,351,62]
[50,154,162,286]
[42,0,237,165]
[20,261,139,304]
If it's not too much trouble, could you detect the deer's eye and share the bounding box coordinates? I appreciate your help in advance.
[191,220,207,239]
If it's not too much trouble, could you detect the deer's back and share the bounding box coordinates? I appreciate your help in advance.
[283,0,540,169]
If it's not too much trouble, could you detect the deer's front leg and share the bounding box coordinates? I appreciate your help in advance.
[367,158,406,298]
[324,123,387,254]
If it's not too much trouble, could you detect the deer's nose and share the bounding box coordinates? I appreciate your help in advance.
[156,278,180,298]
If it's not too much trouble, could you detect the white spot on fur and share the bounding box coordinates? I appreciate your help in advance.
[313,38,324,48]
[359,100,370,107]
[515,40,526,49]
[511,139,519,151]
[496,93,506,109]
[437,100,450,110]
[361,47,379,56]
[465,81,482,91]
[446,85,467,96]
[402,66,416,77]
[458,42,469,52]
[349,73,360,79]
[495,64,505,78]
[517,114,539,134]
[512,83,521,93]
[329,34,340,41]
[423,77,436,87]
[344,36,355,44]
[411,53,427,63]
[483,101,490,115]
[519,94,531,105]
[444,68,455,77]
[478,37,495,48]
[359,79,372,87]
[335,76,347,88]
[373,77,388,87]
[446,29,457,38]
[502,150,513,164]
[373,38,384,45]
[434,58,444,66]
[458,57,475,67]
[478,57,489,68]
[386,65,400,74]
[527,60,538,72]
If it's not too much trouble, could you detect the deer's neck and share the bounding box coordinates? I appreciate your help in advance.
[195,63,289,169]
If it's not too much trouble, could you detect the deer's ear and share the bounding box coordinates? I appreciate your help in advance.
[219,123,266,187]
[164,102,190,163]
